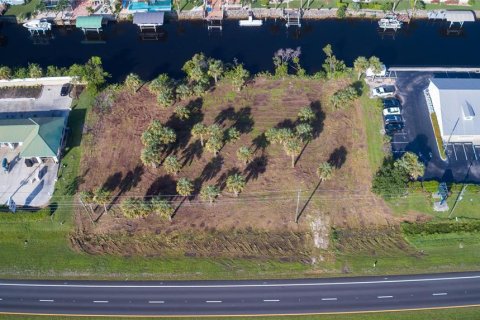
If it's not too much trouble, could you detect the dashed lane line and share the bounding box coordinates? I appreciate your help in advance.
[206,301,222,303]
[93,301,109,303]
[263,299,280,302]
[148,301,165,304]
[321,298,338,301]
[433,293,448,296]
[38,300,54,302]
[377,296,393,299]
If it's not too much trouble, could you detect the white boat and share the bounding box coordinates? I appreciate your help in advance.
[23,19,52,33]
[239,11,262,27]
[378,15,403,30]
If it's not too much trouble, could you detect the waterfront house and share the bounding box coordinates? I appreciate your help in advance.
[0,117,67,163]
[427,78,480,145]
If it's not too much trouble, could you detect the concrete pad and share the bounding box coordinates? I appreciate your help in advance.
[0,147,58,207]
[0,84,72,113]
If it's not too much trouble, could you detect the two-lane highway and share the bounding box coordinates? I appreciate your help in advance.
[0,272,480,316]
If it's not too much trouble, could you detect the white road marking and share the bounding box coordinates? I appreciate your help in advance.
[432,293,448,296]
[206,300,222,303]
[148,301,165,304]
[321,298,338,301]
[93,300,109,303]
[39,299,54,302]
[263,299,280,302]
[1,275,479,289]
[377,296,393,299]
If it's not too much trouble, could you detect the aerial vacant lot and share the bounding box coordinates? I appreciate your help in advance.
[74,76,393,263]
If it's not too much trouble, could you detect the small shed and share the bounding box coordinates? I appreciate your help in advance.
[133,11,164,31]
[76,15,104,33]
[445,10,475,27]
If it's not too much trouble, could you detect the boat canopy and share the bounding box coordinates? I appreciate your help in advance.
[75,16,103,29]
[133,12,164,26]
[445,10,475,23]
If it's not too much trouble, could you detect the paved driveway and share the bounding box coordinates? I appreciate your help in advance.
[393,72,480,183]
[0,85,72,113]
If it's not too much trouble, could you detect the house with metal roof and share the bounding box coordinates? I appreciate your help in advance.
[133,11,164,31]
[0,117,67,162]
[427,78,480,145]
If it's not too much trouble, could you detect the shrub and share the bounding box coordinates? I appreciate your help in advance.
[336,4,347,18]
[372,158,409,198]
[402,221,480,236]
[120,197,151,219]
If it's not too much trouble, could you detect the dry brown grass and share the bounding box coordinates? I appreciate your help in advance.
[77,77,394,258]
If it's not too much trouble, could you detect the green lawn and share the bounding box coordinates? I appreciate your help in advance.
[5,0,40,19]
[335,231,480,276]
[360,88,384,173]
[3,306,480,319]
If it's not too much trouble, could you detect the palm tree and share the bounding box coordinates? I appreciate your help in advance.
[174,105,191,120]
[208,124,223,140]
[205,136,223,156]
[237,146,253,165]
[93,188,110,216]
[151,196,174,221]
[353,56,369,80]
[295,123,313,142]
[226,173,246,197]
[297,106,315,123]
[200,184,220,205]
[226,127,240,142]
[124,73,142,94]
[163,155,182,175]
[176,83,192,100]
[176,177,194,199]
[284,137,302,168]
[316,162,334,182]
[368,56,383,77]
[191,123,208,147]
[208,59,224,84]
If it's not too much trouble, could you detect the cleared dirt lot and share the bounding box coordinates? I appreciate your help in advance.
[76,77,394,260]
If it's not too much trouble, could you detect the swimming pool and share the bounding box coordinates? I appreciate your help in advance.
[128,0,171,12]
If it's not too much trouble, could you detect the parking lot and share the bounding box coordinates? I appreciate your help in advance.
[0,147,58,207]
[382,71,480,183]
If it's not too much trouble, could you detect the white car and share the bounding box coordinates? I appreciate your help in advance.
[383,107,401,116]
[372,85,396,98]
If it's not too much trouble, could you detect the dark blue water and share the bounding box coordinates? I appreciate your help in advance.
[1,18,479,81]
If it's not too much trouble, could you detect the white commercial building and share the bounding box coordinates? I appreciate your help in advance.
[428,78,480,145]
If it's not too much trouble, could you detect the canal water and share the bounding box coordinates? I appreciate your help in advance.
[0,18,479,81]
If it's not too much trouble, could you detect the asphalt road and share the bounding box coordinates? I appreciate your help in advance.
[0,272,479,316]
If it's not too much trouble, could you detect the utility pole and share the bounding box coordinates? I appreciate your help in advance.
[294,189,301,223]
[445,117,460,152]
[448,184,467,218]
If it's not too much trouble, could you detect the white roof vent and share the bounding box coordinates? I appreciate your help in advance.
[462,102,476,120]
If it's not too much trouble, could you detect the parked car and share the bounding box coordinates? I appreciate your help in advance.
[385,122,404,135]
[384,114,404,124]
[60,83,71,96]
[382,97,401,108]
[2,158,8,173]
[383,107,401,116]
[372,85,396,98]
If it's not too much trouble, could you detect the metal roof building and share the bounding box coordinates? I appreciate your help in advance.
[76,15,104,33]
[0,117,66,161]
[133,12,164,31]
[428,78,480,144]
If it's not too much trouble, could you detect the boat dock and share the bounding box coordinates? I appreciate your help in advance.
[428,10,476,28]
[284,9,301,28]
[204,0,224,30]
